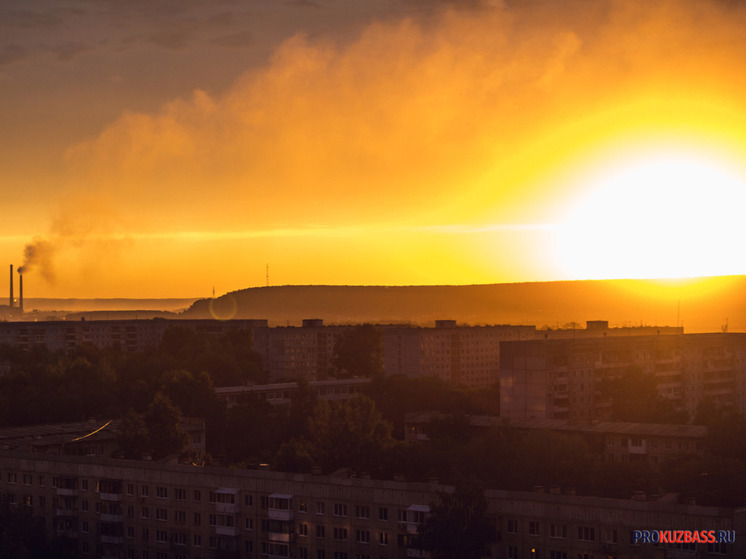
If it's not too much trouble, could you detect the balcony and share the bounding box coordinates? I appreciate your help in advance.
[100,513,123,523]
[215,525,238,537]
[268,531,292,543]
[214,502,239,514]
[99,492,123,502]
[398,522,420,535]
[100,535,124,545]
[55,508,76,517]
[268,508,293,521]
[56,488,77,497]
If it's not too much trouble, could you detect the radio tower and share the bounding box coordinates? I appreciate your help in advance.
[266,264,269,287]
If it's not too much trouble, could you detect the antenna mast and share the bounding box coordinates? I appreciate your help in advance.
[266,264,269,287]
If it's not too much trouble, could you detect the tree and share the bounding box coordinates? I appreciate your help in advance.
[116,408,149,459]
[142,393,189,460]
[307,394,394,473]
[416,483,494,559]
[600,366,687,424]
[332,325,383,378]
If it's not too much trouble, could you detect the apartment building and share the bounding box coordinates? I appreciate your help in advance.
[0,319,269,354]
[0,449,743,559]
[383,321,536,388]
[215,379,372,409]
[404,413,707,467]
[500,333,746,421]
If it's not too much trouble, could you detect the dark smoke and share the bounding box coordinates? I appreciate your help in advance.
[18,238,56,282]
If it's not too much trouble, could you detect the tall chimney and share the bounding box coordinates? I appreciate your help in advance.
[19,274,23,313]
[9,265,13,309]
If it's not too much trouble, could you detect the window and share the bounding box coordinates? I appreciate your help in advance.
[378,508,388,521]
[578,526,595,542]
[141,485,149,497]
[81,479,88,490]
[156,530,168,543]
[194,512,201,525]
[356,530,370,544]
[355,505,370,519]
[244,494,253,506]
[141,507,149,519]
[298,523,308,536]
[316,525,326,538]
[333,527,348,541]
[334,553,348,559]
[174,488,186,500]
[82,500,89,512]
[127,526,134,538]
[246,517,254,530]
[550,524,567,539]
[7,473,16,484]
[317,551,326,559]
[142,529,149,542]
[193,534,201,547]
[507,546,518,559]
[550,552,567,559]
[127,483,134,495]
[174,510,186,524]
[156,487,167,499]
[507,519,518,534]
[334,503,347,517]
[22,474,32,485]
[317,502,326,515]
[193,489,201,502]
[529,521,540,536]
[299,500,307,513]
[379,531,389,545]
[82,521,89,533]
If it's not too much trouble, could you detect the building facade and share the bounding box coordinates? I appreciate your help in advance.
[0,450,743,559]
[500,334,746,421]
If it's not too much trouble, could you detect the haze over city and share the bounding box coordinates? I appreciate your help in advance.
[3,0,746,299]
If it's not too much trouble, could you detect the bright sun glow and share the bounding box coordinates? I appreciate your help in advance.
[558,149,746,280]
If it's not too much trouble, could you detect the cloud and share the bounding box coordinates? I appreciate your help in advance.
[0,9,61,30]
[0,44,27,67]
[34,0,746,282]
[48,41,91,61]
[210,31,254,48]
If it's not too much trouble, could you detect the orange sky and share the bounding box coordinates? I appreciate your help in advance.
[2,0,746,298]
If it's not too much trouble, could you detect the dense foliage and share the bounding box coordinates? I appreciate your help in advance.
[0,326,744,506]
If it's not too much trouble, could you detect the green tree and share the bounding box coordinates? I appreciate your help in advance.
[601,366,686,424]
[416,484,494,559]
[307,394,394,473]
[116,408,149,459]
[142,393,189,460]
[332,325,383,378]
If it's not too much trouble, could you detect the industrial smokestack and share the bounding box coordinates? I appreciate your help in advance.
[8,265,12,309]
[18,273,23,314]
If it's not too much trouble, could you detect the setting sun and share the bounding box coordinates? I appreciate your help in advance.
[557,147,746,280]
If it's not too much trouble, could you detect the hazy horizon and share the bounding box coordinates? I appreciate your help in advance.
[3,1,746,298]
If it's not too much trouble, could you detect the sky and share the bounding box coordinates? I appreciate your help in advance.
[3,0,746,298]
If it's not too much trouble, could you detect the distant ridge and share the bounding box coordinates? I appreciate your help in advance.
[182,277,746,333]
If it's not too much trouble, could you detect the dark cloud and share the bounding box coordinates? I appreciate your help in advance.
[210,31,254,48]
[0,9,62,29]
[49,41,92,61]
[147,30,195,50]
[0,44,27,67]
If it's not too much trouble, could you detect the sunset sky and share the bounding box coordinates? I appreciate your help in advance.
[3,0,746,298]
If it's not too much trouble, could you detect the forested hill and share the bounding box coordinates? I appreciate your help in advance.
[182,276,746,333]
